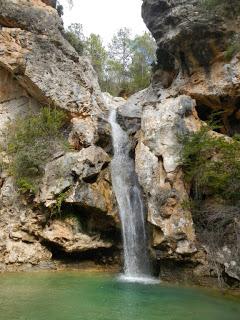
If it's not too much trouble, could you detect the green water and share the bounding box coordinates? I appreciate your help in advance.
[0,272,239,320]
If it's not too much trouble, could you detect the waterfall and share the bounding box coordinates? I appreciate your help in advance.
[109,108,152,281]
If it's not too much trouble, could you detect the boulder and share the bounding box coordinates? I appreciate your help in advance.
[38,146,110,205]
[41,218,112,253]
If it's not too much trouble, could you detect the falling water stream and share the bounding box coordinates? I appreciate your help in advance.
[109,108,153,282]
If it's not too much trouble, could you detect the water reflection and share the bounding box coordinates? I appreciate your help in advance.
[0,272,239,320]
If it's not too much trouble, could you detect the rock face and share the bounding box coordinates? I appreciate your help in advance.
[135,95,198,257]
[0,0,119,272]
[132,0,240,285]
[142,0,240,127]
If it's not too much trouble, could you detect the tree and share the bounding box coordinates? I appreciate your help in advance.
[63,23,157,96]
[104,59,125,96]
[84,34,107,86]
[64,23,85,55]
[129,32,156,92]
[108,28,132,84]
[105,29,156,96]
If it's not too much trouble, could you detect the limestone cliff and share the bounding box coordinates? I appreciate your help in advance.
[0,0,119,271]
[130,0,240,285]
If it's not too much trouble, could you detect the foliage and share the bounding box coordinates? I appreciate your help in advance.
[56,4,64,17]
[64,23,156,96]
[52,190,69,215]
[192,199,240,286]
[181,124,240,202]
[6,107,69,194]
[84,33,108,87]
[64,23,85,55]
[225,41,240,61]
[105,30,156,96]
[108,28,133,85]
[181,124,240,286]
[129,32,156,92]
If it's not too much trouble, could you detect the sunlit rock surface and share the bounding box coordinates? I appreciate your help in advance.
[0,0,118,271]
[138,0,240,284]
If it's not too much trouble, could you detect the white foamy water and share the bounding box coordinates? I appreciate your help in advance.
[109,108,156,282]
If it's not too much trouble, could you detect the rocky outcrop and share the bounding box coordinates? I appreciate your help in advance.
[142,0,240,132]
[136,95,199,257]
[41,218,112,253]
[37,145,119,225]
[0,0,118,272]
[134,0,240,285]
[0,0,62,34]
[118,87,200,261]
[0,177,53,270]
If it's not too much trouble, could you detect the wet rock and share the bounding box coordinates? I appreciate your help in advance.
[141,0,240,285]
[134,95,198,258]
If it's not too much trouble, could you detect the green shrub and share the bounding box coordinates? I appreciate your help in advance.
[64,31,84,55]
[202,0,223,9]
[7,107,69,194]
[181,125,240,202]
[54,190,69,214]
[225,42,240,61]
[181,120,240,286]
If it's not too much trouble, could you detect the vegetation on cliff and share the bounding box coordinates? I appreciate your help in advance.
[182,126,240,201]
[181,124,240,285]
[6,107,69,194]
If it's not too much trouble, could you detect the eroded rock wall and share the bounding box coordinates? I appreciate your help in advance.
[131,0,240,285]
[142,0,240,127]
[0,0,119,272]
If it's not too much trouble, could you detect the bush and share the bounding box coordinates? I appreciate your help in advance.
[6,107,69,194]
[181,125,240,202]
[181,125,240,286]
[225,42,240,61]
[64,31,84,55]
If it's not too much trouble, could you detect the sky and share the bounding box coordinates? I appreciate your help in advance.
[60,0,148,44]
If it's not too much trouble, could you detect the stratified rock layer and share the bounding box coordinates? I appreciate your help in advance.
[0,0,118,271]
[142,0,240,127]
[137,0,240,284]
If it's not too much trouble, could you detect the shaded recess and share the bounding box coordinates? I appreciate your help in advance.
[42,240,119,265]
[60,203,121,242]
[195,96,240,136]
[39,203,121,264]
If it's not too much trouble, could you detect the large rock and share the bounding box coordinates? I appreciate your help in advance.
[0,177,53,271]
[0,0,118,271]
[38,146,110,203]
[142,0,238,72]
[41,218,112,253]
[142,0,240,116]
[38,145,119,225]
[134,93,199,258]
[0,0,63,35]
[0,27,105,116]
[141,0,240,285]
